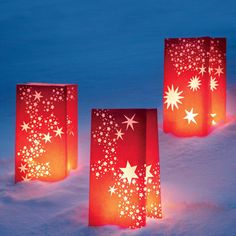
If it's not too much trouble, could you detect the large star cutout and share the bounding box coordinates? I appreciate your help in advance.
[21,122,30,132]
[184,108,198,124]
[145,165,153,181]
[210,113,217,125]
[53,127,64,138]
[208,67,213,74]
[18,163,28,173]
[33,91,43,101]
[42,133,52,143]
[22,175,31,182]
[115,129,124,140]
[122,114,138,130]
[164,85,184,111]
[188,76,201,91]
[120,161,138,184]
[215,66,224,76]
[210,77,219,91]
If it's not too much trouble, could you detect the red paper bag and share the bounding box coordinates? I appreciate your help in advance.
[163,37,226,136]
[89,109,162,229]
[15,83,78,182]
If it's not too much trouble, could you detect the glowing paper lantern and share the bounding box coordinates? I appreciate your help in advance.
[89,109,162,229]
[163,37,226,136]
[15,83,78,182]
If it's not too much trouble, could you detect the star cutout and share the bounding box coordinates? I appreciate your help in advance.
[33,91,43,101]
[22,175,31,182]
[53,127,64,138]
[215,66,224,76]
[164,84,184,111]
[145,165,153,181]
[210,113,217,125]
[115,129,124,140]
[199,65,206,76]
[210,77,219,91]
[188,76,201,91]
[120,161,138,184]
[42,133,52,143]
[208,67,213,74]
[184,108,198,124]
[108,186,117,195]
[122,114,138,130]
[18,163,28,173]
[21,122,30,132]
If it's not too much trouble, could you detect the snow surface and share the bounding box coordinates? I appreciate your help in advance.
[1,108,236,236]
[1,0,236,235]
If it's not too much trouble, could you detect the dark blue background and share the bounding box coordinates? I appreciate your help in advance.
[1,0,236,159]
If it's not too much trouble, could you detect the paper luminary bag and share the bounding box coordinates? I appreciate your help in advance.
[163,37,226,136]
[15,83,78,182]
[89,109,162,229]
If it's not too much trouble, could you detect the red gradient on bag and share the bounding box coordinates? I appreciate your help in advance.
[15,83,78,182]
[163,37,226,136]
[89,109,161,229]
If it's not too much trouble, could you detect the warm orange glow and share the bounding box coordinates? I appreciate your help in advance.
[15,83,78,182]
[163,37,226,136]
[89,109,162,229]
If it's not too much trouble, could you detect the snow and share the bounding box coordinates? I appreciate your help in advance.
[1,108,236,235]
[1,0,236,235]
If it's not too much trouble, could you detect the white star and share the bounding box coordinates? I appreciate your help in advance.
[108,186,117,195]
[215,66,224,76]
[210,113,217,125]
[120,161,138,184]
[22,175,31,182]
[115,129,124,140]
[145,165,153,181]
[53,127,64,138]
[184,108,198,124]
[199,65,206,75]
[21,122,30,132]
[164,85,184,111]
[210,77,219,91]
[18,163,28,173]
[188,76,201,91]
[208,67,213,74]
[122,114,138,130]
[33,91,43,101]
[42,133,52,143]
